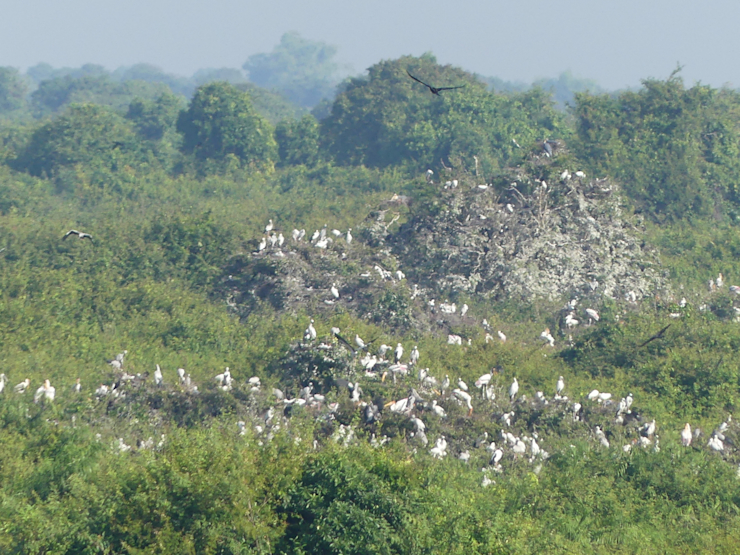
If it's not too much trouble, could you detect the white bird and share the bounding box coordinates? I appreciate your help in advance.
[708,435,724,452]
[440,375,450,392]
[330,283,340,299]
[277,233,284,247]
[475,373,492,388]
[460,304,469,316]
[389,397,411,413]
[0,373,6,394]
[585,308,600,323]
[575,171,586,178]
[552,377,564,397]
[378,344,391,357]
[595,426,610,448]
[63,229,93,241]
[490,448,504,466]
[355,335,367,350]
[310,230,320,243]
[509,378,519,401]
[430,436,448,459]
[410,346,419,365]
[497,330,507,343]
[34,379,55,403]
[248,376,261,388]
[264,219,274,233]
[560,170,571,182]
[453,388,473,416]
[642,419,656,437]
[15,378,30,393]
[587,389,600,401]
[305,319,317,341]
[154,365,163,386]
[346,228,353,245]
[258,237,267,252]
[177,368,186,384]
[431,400,447,418]
[681,423,692,447]
[598,392,612,402]
[395,343,404,362]
[332,229,342,237]
[717,273,724,288]
[292,229,301,241]
[457,377,468,392]
[540,328,555,347]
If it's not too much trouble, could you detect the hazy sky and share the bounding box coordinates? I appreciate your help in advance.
[2,0,737,89]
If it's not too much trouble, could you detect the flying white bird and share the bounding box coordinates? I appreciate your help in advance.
[63,230,93,242]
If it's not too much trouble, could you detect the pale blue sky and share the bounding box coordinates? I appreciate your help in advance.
[1,0,736,89]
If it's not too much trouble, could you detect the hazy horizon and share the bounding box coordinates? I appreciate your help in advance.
[3,0,739,90]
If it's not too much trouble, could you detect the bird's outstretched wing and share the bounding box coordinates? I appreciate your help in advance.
[63,230,79,240]
[406,70,433,90]
[638,324,671,348]
[334,332,356,354]
[436,85,466,92]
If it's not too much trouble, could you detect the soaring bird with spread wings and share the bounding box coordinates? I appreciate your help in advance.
[406,70,466,96]
[63,230,93,242]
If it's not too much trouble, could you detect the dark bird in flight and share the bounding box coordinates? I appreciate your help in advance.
[638,324,671,348]
[63,230,93,242]
[333,331,357,355]
[406,70,466,96]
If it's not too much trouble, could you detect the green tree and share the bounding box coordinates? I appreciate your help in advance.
[275,115,319,167]
[572,71,740,219]
[177,82,277,170]
[320,54,564,175]
[127,92,182,141]
[18,103,135,176]
[243,31,343,108]
[0,67,29,114]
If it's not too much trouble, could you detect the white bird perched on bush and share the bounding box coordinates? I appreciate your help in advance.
[38,380,55,403]
[305,319,317,341]
[681,423,692,446]
[355,335,367,350]
[509,378,519,401]
[330,283,340,299]
[540,328,555,347]
[595,426,610,448]
[14,378,30,393]
[585,308,600,323]
[394,343,404,362]
[475,373,492,388]
[708,435,724,452]
[431,400,447,417]
[460,303,469,316]
[453,388,473,416]
[153,365,163,386]
[556,376,565,396]
[717,273,724,288]
[497,330,507,343]
[264,219,274,233]
[346,228,353,245]
[587,389,600,401]
[430,436,448,459]
[410,346,419,365]
[0,373,6,394]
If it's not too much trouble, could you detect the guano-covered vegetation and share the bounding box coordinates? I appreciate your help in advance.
[3,42,740,554]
